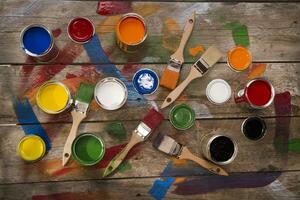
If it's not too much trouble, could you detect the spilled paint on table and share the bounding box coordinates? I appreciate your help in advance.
[189,45,205,57]
[105,122,127,141]
[247,63,267,79]
[224,22,250,47]
[288,139,300,153]
[149,177,175,200]
[96,1,132,16]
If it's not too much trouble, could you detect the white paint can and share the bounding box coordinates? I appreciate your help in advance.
[206,79,232,105]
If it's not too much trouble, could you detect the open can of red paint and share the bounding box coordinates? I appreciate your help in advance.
[68,17,95,44]
[20,24,59,62]
[234,78,275,109]
[116,13,147,53]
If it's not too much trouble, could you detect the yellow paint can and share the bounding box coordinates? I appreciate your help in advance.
[36,81,72,114]
[17,135,46,162]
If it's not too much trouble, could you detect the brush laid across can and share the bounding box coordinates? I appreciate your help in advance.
[20,24,59,62]
[200,134,238,165]
[116,13,147,53]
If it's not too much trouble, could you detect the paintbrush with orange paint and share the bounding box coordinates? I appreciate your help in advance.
[160,12,196,90]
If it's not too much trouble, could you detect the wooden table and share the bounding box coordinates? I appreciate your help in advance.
[0,1,300,199]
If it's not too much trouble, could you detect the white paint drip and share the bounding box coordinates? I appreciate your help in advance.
[267,179,298,200]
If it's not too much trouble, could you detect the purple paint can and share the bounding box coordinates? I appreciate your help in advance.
[20,24,59,62]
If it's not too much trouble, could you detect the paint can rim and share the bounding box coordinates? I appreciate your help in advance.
[94,77,128,110]
[206,79,232,105]
[36,81,72,114]
[227,46,252,72]
[71,133,105,166]
[132,68,159,95]
[20,24,54,57]
[241,116,267,141]
[67,17,95,44]
[17,135,46,162]
[169,103,195,130]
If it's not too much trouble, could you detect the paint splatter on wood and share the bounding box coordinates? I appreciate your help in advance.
[189,45,205,57]
[162,18,181,52]
[105,122,127,141]
[96,15,122,34]
[288,139,300,153]
[132,4,160,16]
[118,161,132,173]
[97,1,132,16]
[51,28,62,38]
[247,63,267,79]
[224,22,250,47]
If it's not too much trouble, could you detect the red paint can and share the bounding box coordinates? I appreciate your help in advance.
[68,17,95,44]
[234,78,275,109]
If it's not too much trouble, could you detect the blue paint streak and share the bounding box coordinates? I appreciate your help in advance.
[83,35,145,103]
[23,26,52,55]
[13,98,51,151]
[161,161,210,177]
[149,177,175,200]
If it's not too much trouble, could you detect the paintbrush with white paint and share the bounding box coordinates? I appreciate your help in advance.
[153,132,228,176]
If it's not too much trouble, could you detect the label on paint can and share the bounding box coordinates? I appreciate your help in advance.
[94,77,128,110]
[18,135,46,162]
[206,79,232,105]
[20,24,59,62]
[132,68,159,95]
[68,17,95,44]
[116,13,147,53]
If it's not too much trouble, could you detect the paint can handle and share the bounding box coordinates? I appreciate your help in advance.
[234,89,247,103]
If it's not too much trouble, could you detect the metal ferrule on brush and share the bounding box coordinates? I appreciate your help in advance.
[193,58,209,74]
[167,58,183,72]
[134,122,152,140]
[73,100,89,114]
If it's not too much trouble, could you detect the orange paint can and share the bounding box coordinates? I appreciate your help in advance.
[116,13,147,53]
[227,46,252,72]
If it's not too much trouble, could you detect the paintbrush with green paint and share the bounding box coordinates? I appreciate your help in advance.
[62,82,95,166]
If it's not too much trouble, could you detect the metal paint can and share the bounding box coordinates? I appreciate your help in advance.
[132,68,159,95]
[68,17,95,44]
[17,135,46,162]
[116,13,147,53]
[72,133,105,166]
[227,46,252,72]
[206,79,232,105]
[241,116,267,141]
[200,134,238,165]
[94,77,128,110]
[169,103,195,130]
[36,81,72,114]
[20,24,59,62]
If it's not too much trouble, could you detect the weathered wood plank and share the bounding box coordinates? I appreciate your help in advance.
[0,63,298,124]
[0,2,300,63]
[0,117,298,184]
[1,171,300,200]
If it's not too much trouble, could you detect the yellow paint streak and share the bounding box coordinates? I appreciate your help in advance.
[18,135,45,161]
[189,45,205,57]
[247,63,267,79]
[162,18,181,52]
[96,15,121,34]
[173,159,188,165]
[174,177,187,184]
[132,4,160,16]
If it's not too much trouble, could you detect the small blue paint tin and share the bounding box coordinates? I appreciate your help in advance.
[132,68,159,95]
[20,24,59,62]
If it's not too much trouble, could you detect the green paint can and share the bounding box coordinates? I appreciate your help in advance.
[72,133,105,166]
[169,103,195,130]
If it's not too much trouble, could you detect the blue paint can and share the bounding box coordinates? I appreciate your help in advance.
[132,68,159,95]
[20,24,59,62]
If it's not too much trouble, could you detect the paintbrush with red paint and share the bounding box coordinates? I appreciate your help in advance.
[103,108,164,177]
[153,132,228,176]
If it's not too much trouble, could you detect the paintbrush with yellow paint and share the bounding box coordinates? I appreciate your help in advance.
[160,12,195,90]
[62,82,95,166]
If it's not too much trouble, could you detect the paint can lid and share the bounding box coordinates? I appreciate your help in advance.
[94,77,128,110]
[132,68,159,95]
[68,17,95,43]
[227,46,252,71]
[169,104,195,130]
[206,79,232,105]
[72,133,105,166]
[18,135,46,162]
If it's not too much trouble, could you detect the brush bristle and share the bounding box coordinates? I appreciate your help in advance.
[76,82,95,103]
[153,133,181,156]
[160,69,180,90]
[142,108,164,130]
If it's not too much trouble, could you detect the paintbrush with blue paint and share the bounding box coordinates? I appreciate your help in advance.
[153,132,228,176]
[62,82,95,166]
[103,108,164,177]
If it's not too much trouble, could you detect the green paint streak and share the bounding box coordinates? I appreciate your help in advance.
[224,22,250,47]
[105,122,127,141]
[118,161,132,173]
[288,139,300,153]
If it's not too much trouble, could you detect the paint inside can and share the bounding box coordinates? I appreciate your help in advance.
[21,26,52,55]
[18,135,46,162]
[72,133,105,166]
[94,77,128,110]
[36,81,71,114]
[132,69,159,95]
[209,136,235,163]
[206,79,232,104]
[246,79,272,106]
[227,46,252,71]
[68,17,95,43]
[242,116,266,140]
[169,104,195,130]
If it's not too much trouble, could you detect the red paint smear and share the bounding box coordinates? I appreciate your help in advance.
[142,108,164,130]
[121,64,140,79]
[97,1,132,16]
[274,91,291,116]
[66,73,78,79]
[32,192,97,200]
[51,28,62,38]
[51,166,77,177]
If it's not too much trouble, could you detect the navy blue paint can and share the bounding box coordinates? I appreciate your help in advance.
[132,68,159,95]
[20,24,59,62]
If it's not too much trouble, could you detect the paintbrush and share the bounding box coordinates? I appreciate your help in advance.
[160,12,195,90]
[62,82,95,166]
[161,46,223,109]
[153,133,228,176]
[103,108,164,177]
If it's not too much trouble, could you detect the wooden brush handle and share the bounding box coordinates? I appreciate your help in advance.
[179,146,228,176]
[161,67,200,109]
[171,11,195,63]
[62,110,86,166]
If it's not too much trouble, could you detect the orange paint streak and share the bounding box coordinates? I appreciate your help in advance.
[96,15,121,34]
[117,17,145,44]
[177,94,188,101]
[189,45,205,57]
[132,4,160,16]
[174,177,187,184]
[162,18,181,52]
[247,63,267,79]
[173,159,188,165]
